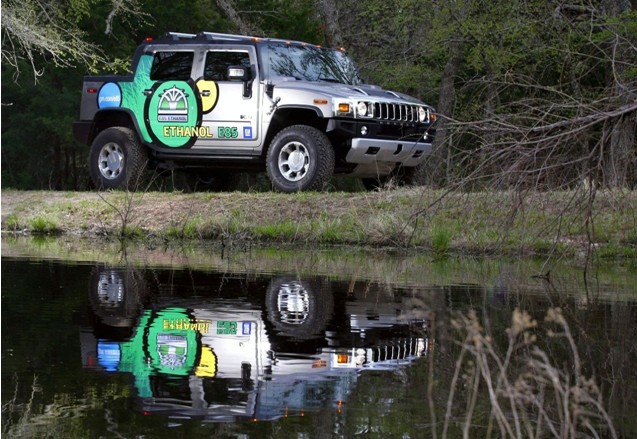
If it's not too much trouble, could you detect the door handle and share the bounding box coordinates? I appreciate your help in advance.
[200,90,211,97]
[142,89,153,96]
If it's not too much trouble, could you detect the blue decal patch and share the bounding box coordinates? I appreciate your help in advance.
[242,322,252,335]
[243,126,253,139]
[98,82,122,109]
[97,340,121,371]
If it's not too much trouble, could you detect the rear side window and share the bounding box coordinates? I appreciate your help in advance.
[150,51,194,81]
[204,51,251,81]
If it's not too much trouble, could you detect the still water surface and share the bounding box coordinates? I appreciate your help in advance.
[2,245,636,438]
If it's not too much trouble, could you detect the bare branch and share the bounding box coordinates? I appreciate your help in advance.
[1,0,104,81]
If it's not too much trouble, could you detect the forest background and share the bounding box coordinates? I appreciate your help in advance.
[2,0,636,191]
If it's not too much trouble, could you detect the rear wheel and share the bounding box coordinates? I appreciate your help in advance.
[89,127,147,190]
[266,125,334,192]
[89,266,147,330]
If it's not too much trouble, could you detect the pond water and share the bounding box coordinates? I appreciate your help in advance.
[2,240,636,438]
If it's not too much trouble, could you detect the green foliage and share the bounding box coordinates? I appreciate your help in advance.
[253,221,299,240]
[4,214,22,231]
[2,58,91,189]
[29,216,61,234]
[431,228,451,259]
[119,224,145,240]
[235,0,321,42]
[166,220,200,240]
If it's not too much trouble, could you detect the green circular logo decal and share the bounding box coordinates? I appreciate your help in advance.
[145,80,202,148]
[146,307,200,376]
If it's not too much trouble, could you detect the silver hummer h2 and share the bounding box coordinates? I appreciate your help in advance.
[73,32,437,192]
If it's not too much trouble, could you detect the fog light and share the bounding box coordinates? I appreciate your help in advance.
[361,126,368,135]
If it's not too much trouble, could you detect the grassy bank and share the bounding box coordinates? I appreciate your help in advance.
[1,188,636,259]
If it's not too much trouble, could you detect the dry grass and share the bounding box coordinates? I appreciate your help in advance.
[438,307,617,439]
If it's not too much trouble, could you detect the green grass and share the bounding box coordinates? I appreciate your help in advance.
[431,228,451,259]
[253,221,299,240]
[3,214,21,231]
[119,225,145,240]
[166,219,200,240]
[29,217,60,234]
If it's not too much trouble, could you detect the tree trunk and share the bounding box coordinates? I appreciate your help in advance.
[215,0,258,35]
[600,0,636,187]
[51,137,62,190]
[314,0,344,47]
[420,40,463,187]
[482,64,500,187]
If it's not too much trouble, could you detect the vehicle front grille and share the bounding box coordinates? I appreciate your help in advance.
[368,337,424,363]
[373,103,425,123]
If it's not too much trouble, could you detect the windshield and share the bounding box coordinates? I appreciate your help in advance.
[260,43,361,85]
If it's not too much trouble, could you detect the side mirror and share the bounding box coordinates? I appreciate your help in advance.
[227,65,250,82]
[227,65,255,98]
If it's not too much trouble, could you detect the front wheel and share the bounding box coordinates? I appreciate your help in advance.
[89,127,147,190]
[266,125,335,192]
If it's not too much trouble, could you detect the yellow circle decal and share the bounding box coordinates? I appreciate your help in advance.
[196,79,219,114]
[195,345,218,378]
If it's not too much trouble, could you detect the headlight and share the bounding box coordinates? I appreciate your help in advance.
[418,107,428,123]
[357,101,369,117]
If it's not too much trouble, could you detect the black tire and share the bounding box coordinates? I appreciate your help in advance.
[88,266,147,330]
[265,276,333,341]
[89,127,147,190]
[182,170,241,192]
[266,125,335,192]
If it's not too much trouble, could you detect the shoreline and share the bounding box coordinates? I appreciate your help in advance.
[2,188,636,260]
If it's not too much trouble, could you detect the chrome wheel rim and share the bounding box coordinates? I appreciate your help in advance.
[98,142,124,180]
[276,281,310,325]
[97,270,124,307]
[278,141,309,182]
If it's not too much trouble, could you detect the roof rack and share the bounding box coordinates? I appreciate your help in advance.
[160,32,197,41]
[154,31,322,48]
[196,31,255,42]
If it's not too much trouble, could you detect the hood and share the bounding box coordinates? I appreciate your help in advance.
[271,79,426,106]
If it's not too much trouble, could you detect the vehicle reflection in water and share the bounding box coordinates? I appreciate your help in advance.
[80,266,429,423]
